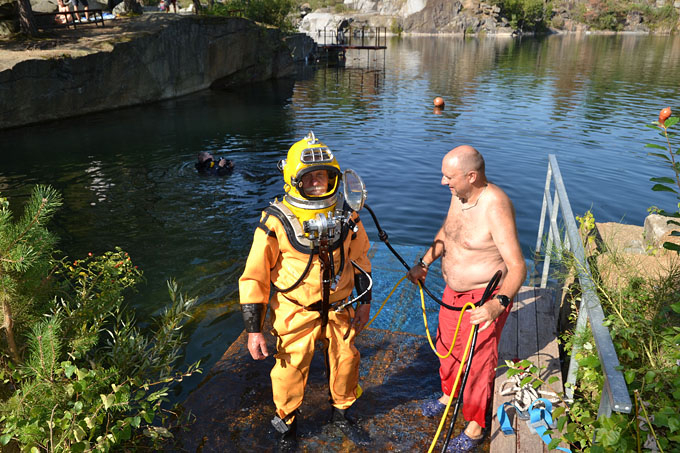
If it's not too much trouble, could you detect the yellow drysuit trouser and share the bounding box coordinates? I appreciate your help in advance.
[270,293,360,420]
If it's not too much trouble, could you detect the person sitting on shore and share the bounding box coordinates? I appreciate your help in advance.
[195,151,234,176]
[55,0,74,24]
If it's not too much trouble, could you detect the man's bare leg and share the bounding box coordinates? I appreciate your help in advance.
[438,394,483,439]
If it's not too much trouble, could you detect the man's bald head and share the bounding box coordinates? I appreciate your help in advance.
[443,145,486,176]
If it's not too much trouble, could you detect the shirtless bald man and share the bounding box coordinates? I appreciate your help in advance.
[407,145,526,452]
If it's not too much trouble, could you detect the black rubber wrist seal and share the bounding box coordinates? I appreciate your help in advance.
[241,303,265,333]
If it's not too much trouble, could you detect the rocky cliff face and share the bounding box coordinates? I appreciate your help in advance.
[298,0,672,36]
[399,0,511,33]
[299,0,513,36]
[0,15,313,129]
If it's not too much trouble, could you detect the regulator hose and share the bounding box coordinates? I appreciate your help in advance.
[272,246,315,293]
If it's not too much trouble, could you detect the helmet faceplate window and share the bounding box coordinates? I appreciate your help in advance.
[296,166,340,199]
[300,146,334,164]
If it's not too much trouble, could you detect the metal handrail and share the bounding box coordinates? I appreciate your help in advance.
[315,26,387,47]
[535,154,632,417]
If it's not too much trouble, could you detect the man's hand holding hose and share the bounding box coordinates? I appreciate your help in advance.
[468,298,506,332]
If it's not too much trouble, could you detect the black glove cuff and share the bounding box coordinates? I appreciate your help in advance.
[354,272,372,305]
[241,303,265,333]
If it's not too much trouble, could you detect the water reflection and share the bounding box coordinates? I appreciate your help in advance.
[1,34,679,401]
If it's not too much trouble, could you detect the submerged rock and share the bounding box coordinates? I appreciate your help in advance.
[177,325,488,452]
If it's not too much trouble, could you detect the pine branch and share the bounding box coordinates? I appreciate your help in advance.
[24,316,62,381]
[0,186,62,263]
[1,194,48,258]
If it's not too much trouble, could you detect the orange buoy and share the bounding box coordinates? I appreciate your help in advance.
[433,97,445,108]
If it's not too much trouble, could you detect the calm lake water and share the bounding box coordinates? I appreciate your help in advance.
[1,33,679,400]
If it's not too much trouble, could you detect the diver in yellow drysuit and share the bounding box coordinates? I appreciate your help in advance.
[239,132,372,452]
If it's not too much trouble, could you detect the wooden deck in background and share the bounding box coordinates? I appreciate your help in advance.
[490,286,567,453]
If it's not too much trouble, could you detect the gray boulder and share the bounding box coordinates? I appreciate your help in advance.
[30,0,58,13]
[644,214,678,247]
[113,0,142,14]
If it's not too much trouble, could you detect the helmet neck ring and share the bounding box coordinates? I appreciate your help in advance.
[284,192,338,211]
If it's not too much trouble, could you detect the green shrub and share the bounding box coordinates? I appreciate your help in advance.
[390,18,403,35]
[643,4,680,29]
[207,0,295,31]
[490,0,551,31]
[0,188,201,451]
[506,228,680,451]
[293,0,343,11]
[646,109,680,253]
[581,0,626,30]
[0,185,62,364]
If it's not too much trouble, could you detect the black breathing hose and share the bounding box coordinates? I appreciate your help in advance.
[363,204,476,312]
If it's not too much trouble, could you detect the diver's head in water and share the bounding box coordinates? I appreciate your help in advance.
[197,151,214,165]
[196,151,234,176]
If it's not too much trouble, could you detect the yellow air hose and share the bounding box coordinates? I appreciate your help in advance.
[418,282,473,359]
[425,298,477,453]
[365,276,473,359]
[364,274,408,329]
[360,275,478,453]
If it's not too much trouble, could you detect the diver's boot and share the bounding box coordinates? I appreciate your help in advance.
[271,414,298,453]
[331,406,371,446]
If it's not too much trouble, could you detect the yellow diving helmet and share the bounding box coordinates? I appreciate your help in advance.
[279,131,342,224]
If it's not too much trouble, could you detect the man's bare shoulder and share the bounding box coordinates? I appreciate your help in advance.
[486,183,515,215]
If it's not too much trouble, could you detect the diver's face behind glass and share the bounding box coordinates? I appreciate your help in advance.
[301,170,329,197]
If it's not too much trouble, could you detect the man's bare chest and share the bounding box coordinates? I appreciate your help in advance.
[444,215,493,251]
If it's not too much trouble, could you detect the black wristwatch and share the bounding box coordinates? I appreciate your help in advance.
[495,294,511,308]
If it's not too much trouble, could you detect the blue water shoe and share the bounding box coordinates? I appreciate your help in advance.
[421,398,447,417]
[446,430,484,452]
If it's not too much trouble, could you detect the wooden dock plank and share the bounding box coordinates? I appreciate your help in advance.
[490,287,566,453]
[490,289,520,452]
[535,288,569,452]
[514,288,547,453]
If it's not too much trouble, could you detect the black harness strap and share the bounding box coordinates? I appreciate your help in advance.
[319,235,331,329]
[256,212,276,237]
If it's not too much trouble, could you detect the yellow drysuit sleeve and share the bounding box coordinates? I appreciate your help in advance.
[239,212,281,306]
